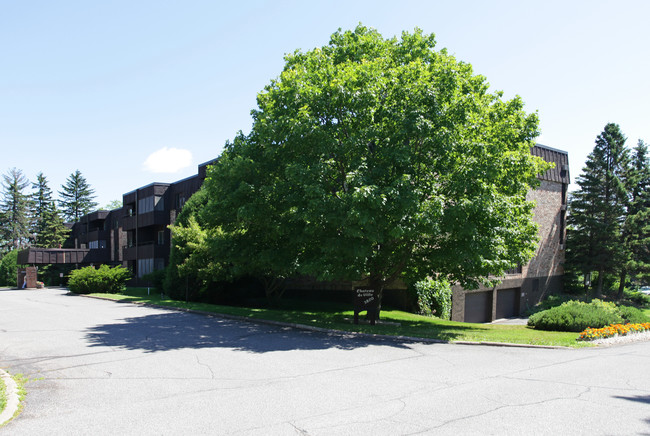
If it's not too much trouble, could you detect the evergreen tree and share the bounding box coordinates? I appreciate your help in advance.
[35,201,70,248]
[566,123,629,297]
[30,172,53,236]
[58,170,97,222]
[619,140,650,296]
[0,168,32,251]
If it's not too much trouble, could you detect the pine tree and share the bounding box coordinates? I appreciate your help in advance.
[31,172,54,236]
[566,123,629,297]
[58,170,97,222]
[35,201,70,248]
[0,168,32,251]
[619,140,650,296]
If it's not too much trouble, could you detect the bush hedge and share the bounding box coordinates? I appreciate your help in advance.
[141,268,166,291]
[617,305,649,324]
[68,265,131,294]
[528,299,650,332]
[414,278,452,320]
[0,250,20,287]
[623,290,650,307]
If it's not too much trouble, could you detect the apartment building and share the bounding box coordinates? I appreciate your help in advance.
[18,146,568,322]
[18,159,215,278]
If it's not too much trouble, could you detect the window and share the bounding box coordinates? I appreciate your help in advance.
[138,258,154,278]
[157,231,165,245]
[138,196,164,214]
[89,240,106,249]
[505,265,522,275]
[176,193,186,209]
[138,196,154,214]
[154,196,164,211]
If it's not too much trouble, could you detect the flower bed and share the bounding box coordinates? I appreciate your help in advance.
[578,322,650,341]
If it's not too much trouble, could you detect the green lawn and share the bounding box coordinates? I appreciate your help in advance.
[87,287,584,347]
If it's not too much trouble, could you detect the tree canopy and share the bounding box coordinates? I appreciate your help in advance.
[0,168,32,251]
[566,124,650,298]
[58,170,97,222]
[178,25,550,305]
[30,172,69,248]
[103,199,123,211]
[623,140,650,286]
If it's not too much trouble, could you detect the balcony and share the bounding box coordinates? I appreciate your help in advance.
[87,229,110,242]
[123,242,169,261]
[121,211,168,231]
[122,215,137,231]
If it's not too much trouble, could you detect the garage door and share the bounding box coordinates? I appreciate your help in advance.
[464,291,492,323]
[496,288,520,319]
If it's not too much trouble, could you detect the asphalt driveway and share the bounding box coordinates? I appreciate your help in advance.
[1,288,649,435]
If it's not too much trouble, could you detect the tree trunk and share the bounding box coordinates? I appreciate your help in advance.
[595,269,604,299]
[368,277,385,322]
[262,277,285,306]
[616,268,627,301]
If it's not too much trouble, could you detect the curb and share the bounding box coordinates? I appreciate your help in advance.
[0,369,19,427]
[78,293,571,350]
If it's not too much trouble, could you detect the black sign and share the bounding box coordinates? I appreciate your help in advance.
[354,288,379,325]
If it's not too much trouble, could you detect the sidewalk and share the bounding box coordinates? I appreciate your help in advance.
[490,317,529,325]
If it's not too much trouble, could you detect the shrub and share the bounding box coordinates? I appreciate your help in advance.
[525,293,576,316]
[528,299,623,332]
[623,290,650,307]
[141,268,166,291]
[414,278,452,320]
[617,305,650,324]
[68,265,131,294]
[0,250,20,287]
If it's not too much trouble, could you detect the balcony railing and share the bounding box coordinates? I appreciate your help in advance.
[122,242,169,261]
[121,211,168,230]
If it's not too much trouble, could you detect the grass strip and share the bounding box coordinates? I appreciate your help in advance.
[12,374,26,419]
[0,372,27,428]
[87,288,584,347]
[0,372,5,415]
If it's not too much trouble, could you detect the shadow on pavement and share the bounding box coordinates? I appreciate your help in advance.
[613,394,650,404]
[84,311,419,354]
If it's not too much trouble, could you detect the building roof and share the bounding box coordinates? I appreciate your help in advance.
[533,143,570,184]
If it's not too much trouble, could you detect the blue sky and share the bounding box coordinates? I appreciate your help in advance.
[2,1,649,208]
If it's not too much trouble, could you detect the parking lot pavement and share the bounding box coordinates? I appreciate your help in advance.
[1,288,649,435]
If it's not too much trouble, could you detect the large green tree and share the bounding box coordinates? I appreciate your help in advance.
[58,170,97,222]
[566,123,629,297]
[0,168,32,251]
[198,26,549,309]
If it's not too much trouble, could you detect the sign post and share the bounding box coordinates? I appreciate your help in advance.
[353,288,379,325]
